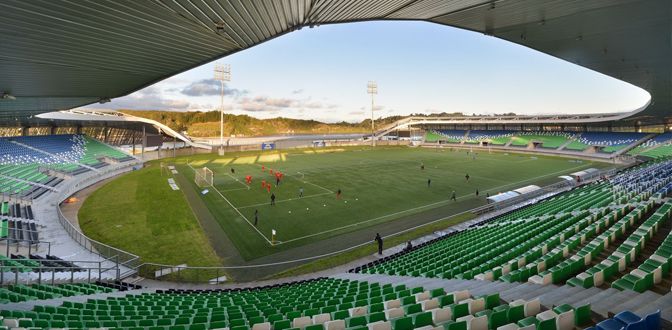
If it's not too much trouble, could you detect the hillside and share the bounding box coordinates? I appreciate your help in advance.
[119,110,405,137]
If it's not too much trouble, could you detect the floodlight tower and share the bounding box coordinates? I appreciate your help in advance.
[367,81,378,147]
[214,64,231,156]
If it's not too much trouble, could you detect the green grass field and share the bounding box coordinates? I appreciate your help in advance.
[79,146,611,277]
[176,146,608,260]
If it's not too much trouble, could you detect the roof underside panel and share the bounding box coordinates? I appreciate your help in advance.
[0,0,669,125]
[429,0,671,122]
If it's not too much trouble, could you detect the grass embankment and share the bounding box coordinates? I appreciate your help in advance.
[78,164,222,275]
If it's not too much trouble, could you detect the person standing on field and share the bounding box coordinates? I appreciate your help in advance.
[270,193,276,206]
[374,233,383,255]
[299,187,304,198]
[254,209,259,226]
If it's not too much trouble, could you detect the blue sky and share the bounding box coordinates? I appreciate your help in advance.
[90,21,651,123]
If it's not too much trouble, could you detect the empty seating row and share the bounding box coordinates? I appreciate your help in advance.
[0,283,116,304]
[564,199,666,288]
[565,132,646,152]
[463,131,514,145]
[507,132,576,149]
[0,219,38,243]
[0,277,595,330]
[611,202,672,292]
[0,254,83,273]
[426,130,466,143]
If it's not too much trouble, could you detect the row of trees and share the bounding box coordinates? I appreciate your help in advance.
[121,110,404,137]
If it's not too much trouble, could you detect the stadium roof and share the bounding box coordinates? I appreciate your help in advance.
[35,109,212,149]
[0,0,669,125]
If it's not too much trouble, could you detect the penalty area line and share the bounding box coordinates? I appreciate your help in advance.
[226,172,250,188]
[187,163,273,246]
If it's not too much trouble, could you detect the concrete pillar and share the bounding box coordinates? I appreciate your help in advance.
[141,126,145,160]
[50,126,56,135]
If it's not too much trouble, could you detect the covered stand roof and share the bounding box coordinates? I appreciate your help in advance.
[0,0,669,125]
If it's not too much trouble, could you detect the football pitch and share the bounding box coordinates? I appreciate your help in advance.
[177,146,608,260]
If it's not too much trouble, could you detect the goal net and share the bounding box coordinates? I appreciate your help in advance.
[194,167,214,187]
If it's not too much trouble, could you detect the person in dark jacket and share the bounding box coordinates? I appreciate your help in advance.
[374,233,383,255]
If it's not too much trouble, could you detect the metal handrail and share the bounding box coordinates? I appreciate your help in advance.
[56,206,140,268]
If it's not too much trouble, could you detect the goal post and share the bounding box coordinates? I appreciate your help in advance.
[195,167,214,187]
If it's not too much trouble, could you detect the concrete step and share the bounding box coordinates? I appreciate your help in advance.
[592,289,640,317]
[572,288,620,308]
[557,286,602,306]
[499,282,537,300]
[632,292,672,316]
[609,290,662,316]
[520,284,558,301]
[537,285,585,306]
[470,281,514,297]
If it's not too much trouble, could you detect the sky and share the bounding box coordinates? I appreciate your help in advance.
[87,21,651,123]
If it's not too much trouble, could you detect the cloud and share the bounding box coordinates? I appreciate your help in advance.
[181,79,247,97]
[291,89,304,94]
[88,86,192,111]
[237,95,338,113]
[348,111,365,116]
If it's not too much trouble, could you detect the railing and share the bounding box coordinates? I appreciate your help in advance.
[2,238,51,257]
[0,257,121,285]
[55,163,141,276]
[56,202,140,273]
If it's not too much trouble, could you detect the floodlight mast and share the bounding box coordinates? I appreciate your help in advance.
[214,64,231,156]
[367,81,377,147]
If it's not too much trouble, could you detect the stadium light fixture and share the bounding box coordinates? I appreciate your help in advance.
[367,81,378,147]
[214,64,231,156]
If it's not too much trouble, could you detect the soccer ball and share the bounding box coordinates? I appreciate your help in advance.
[288,211,292,214]
[323,204,326,207]
[306,208,309,211]
[345,201,348,204]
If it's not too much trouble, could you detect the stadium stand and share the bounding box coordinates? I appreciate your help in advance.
[0,134,134,196]
[353,159,672,292]
[563,132,647,152]
[0,254,82,273]
[627,132,672,159]
[425,130,466,143]
[0,283,115,304]
[509,132,576,149]
[463,130,514,145]
[0,277,598,330]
